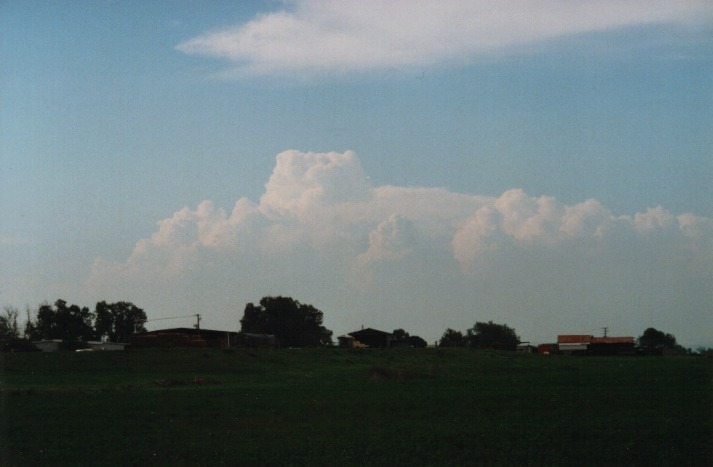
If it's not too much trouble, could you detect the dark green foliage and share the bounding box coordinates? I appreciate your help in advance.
[25,299,94,343]
[0,306,21,340]
[94,301,147,342]
[392,328,427,347]
[240,296,333,347]
[637,327,678,354]
[466,320,520,350]
[439,328,466,347]
[407,335,428,347]
[1,337,39,352]
[4,349,711,466]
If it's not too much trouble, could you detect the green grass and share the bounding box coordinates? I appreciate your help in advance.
[2,348,711,466]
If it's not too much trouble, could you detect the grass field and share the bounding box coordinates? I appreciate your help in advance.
[2,348,711,466]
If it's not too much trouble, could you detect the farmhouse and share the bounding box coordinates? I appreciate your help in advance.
[341,328,394,348]
[557,334,635,355]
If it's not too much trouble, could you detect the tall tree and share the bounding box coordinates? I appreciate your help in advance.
[466,321,520,351]
[0,306,20,340]
[94,301,147,342]
[637,327,678,354]
[439,328,466,347]
[240,296,333,347]
[26,299,94,343]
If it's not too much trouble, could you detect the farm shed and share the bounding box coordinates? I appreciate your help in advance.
[516,343,537,353]
[235,332,278,348]
[32,339,63,352]
[557,334,635,355]
[86,341,127,351]
[129,328,277,349]
[345,328,394,348]
[588,336,635,355]
[129,328,240,349]
[538,343,558,355]
[337,334,368,348]
[557,335,591,354]
[128,331,207,349]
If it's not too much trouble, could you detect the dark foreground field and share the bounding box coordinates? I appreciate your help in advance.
[2,348,711,466]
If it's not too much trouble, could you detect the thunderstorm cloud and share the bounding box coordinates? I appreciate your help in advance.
[88,150,713,344]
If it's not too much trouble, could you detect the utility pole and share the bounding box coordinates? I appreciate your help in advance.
[602,326,608,337]
[194,314,201,331]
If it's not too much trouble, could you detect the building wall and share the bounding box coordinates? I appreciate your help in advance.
[33,340,63,352]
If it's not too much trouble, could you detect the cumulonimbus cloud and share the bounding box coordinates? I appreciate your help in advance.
[88,150,713,344]
[176,0,713,76]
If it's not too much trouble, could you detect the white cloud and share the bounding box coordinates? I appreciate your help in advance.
[176,0,713,76]
[260,149,370,217]
[87,150,713,346]
[357,214,416,267]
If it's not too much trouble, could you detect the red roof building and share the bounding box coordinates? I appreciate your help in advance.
[556,334,635,355]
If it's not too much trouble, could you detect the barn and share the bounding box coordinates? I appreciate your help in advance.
[343,328,394,348]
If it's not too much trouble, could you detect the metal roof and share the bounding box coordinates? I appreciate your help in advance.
[557,335,592,344]
[557,335,634,344]
[590,336,635,344]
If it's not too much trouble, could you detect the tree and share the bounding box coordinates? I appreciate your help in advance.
[391,328,427,347]
[637,327,678,355]
[466,321,519,351]
[439,328,466,347]
[25,299,94,344]
[240,296,333,347]
[407,335,428,348]
[94,301,147,342]
[0,306,20,340]
[0,306,37,351]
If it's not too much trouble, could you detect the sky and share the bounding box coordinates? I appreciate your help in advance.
[2,0,712,347]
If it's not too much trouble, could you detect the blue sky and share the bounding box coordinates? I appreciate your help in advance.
[2,1,712,346]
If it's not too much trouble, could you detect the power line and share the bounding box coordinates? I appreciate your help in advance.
[146,314,199,322]
[146,314,201,330]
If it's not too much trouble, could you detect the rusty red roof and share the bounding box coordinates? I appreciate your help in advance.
[557,335,635,344]
[557,335,592,344]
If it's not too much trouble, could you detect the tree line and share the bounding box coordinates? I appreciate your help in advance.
[437,322,710,355]
[2,296,711,355]
[1,300,147,351]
